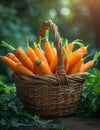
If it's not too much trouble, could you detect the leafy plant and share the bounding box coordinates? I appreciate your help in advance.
[0,4,36,81]
[76,68,100,117]
[0,80,51,129]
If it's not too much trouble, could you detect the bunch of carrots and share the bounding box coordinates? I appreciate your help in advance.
[0,30,100,76]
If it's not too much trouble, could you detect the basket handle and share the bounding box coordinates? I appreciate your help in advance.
[38,20,66,76]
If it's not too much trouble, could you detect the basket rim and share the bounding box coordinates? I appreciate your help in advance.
[12,72,89,86]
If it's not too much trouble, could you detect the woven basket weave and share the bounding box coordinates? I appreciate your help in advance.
[12,20,88,117]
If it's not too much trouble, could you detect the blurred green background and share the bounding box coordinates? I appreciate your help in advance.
[0,0,100,83]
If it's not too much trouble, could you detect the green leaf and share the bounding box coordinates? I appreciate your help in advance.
[76,68,100,117]
[0,119,6,126]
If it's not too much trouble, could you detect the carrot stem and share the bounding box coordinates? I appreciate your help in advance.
[45,29,49,42]
[1,41,15,51]
[93,52,100,63]
[72,39,84,47]
[26,35,29,50]
[63,39,68,47]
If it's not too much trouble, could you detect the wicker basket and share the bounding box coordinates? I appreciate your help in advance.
[12,20,88,117]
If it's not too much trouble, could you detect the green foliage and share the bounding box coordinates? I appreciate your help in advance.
[0,3,36,80]
[0,4,36,46]
[0,80,51,129]
[76,68,100,117]
[0,81,24,129]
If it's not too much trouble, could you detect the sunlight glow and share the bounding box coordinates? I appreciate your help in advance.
[49,9,57,18]
[60,7,70,15]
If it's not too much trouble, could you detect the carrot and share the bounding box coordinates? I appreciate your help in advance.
[7,53,21,64]
[28,47,38,63]
[51,42,57,57]
[62,39,70,58]
[64,57,69,74]
[44,30,54,65]
[66,43,74,54]
[68,58,83,74]
[62,39,84,58]
[14,64,34,76]
[26,35,39,63]
[37,37,45,55]
[33,42,48,65]
[79,61,94,72]
[44,41,54,65]
[62,40,83,71]
[50,55,58,73]
[1,40,35,73]
[35,59,52,75]
[26,36,39,74]
[79,52,100,72]
[63,47,69,73]
[49,42,58,73]
[67,52,84,72]
[73,45,88,55]
[1,56,17,71]
[14,48,35,73]
[1,56,34,76]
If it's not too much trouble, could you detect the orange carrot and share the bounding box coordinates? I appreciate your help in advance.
[1,40,35,73]
[79,61,94,72]
[78,54,92,72]
[27,47,39,74]
[73,45,88,55]
[1,56,34,76]
[28,47,38,63]
[26,36,39,64]
[44,30,54,65]
[66,45,87,71]
[64,56,69,74]
[67,43,74,52]
[44,41,54,65]
[62,41,75,70]
[67,52,84,71]
[79,52,100,72]
[1,56,17,71]
[34,42,48,65]
[14,64,34,76]
[63,48,69,73]
[14,48,35,73]
[62,39,71,58]
[51,42,57,57]
[35,59,52,75]
[62,39,83,58]
[68,58,83,74]
[50,55,58,73]
[62,50,68,73]
[7,53,21,63]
